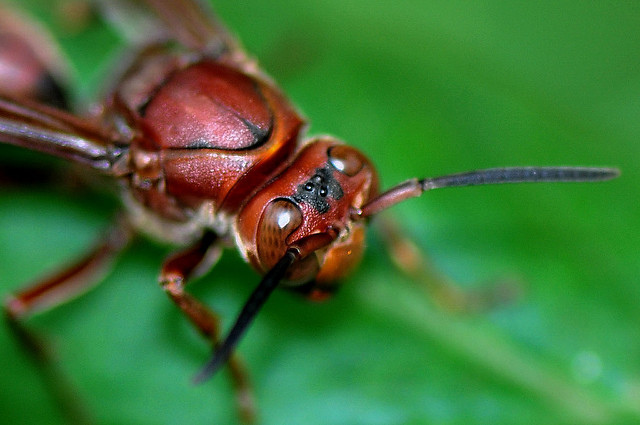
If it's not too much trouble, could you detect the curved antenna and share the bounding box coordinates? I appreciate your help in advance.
[193,231,338,384]
[356,167,619,218]
[192,249,296,384]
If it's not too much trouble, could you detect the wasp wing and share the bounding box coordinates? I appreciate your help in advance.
[98,0,245,59]
[0,97,122,173]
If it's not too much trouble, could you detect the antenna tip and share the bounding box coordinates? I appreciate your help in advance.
[602,167,621,179]
[192,352,224,385]
[584,167,620,182]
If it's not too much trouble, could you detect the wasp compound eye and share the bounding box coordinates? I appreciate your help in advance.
[328,145,364,176]
[257,199,303,267]
[257,199,323,283]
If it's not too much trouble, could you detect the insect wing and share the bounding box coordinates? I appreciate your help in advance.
[98,0,244,57]
[0,97,118,172]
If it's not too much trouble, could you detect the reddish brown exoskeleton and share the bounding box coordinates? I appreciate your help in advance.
[0,0,619,422]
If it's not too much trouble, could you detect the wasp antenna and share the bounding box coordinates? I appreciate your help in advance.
[357,166,619,218]
[192,231,339,383]
[422,166,620,189]
[192,249,297,384]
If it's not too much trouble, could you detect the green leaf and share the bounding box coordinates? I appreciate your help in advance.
[1,1,638,424]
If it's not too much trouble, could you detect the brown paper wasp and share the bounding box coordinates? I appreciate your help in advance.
[0,0,619,422]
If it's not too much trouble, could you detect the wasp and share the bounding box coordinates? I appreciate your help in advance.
[0,0,619,423]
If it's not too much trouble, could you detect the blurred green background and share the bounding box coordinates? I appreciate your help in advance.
[0,0,638,424]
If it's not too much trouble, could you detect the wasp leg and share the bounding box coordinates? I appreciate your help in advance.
[3,218,131,424]
[159,232,255,424]
[376,217,521,313]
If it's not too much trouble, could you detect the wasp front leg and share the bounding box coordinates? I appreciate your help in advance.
[376,217,521,313]
[159,232,255,423]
